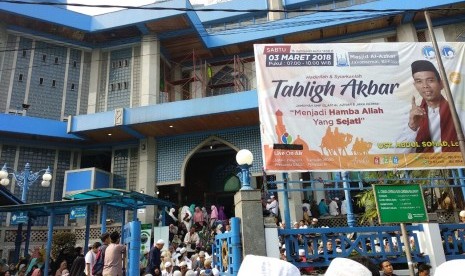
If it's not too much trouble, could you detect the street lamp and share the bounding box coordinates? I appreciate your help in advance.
[0,162,52,262]
[0,163,52,202]
[236,149,253,190]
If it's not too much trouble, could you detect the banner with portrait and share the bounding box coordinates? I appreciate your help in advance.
[254,43,465,171]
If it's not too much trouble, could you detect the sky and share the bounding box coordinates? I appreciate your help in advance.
[66,0,208,15]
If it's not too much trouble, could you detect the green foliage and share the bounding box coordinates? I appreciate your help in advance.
[355,169,449,224]
[355,189,378,225]
[51,231,76,259]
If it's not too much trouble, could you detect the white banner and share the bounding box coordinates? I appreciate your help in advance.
[254,43,465,171]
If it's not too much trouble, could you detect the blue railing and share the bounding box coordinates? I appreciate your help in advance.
[279,225,429,269]
[439,223,465,260]
[212,217,242,275]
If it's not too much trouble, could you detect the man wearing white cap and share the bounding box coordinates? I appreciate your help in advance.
[265,195,279,217]
[238,255,299,276]
[146,239,165,275]
[326,257,377,276]
[329,197,339,216]
[435,259,465,276]
[161,261,173,276]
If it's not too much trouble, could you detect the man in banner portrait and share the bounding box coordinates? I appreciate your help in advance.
[403,60,459,153]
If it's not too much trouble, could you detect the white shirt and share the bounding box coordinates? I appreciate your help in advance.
[266,199,279,216]
[84,250,96,276]
[329,200,339,216]
[340,199,347,215]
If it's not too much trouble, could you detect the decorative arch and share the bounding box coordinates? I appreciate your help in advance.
[180,135,239,187]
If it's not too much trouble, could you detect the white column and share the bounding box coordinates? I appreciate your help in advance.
[276,173,303,224]
[140,35,160,106]
[312,172,331,202]
[416,223,446,274]
[87,49,102,114]
[426,27,446,42]
[60,48,71,119]
[371,38,386,42]
[268,0,284,21]
[397,23,418,42]
[137,137,157,224]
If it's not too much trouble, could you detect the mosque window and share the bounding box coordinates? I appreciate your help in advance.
[22,49,27,57]
[52,80,56,87]
[42,54,47,62]
[124,59,129,67]
[18,74,23,82]
[39,77,44,85]
[73,60,77,68]
[71,83,75,91]
[54,57,59,64]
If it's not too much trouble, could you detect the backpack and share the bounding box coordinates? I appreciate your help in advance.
[92,244,107,275]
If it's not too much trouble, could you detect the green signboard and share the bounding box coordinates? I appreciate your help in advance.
[373,184,428,224]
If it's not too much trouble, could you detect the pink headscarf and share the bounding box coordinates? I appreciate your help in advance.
[210,205,218,220]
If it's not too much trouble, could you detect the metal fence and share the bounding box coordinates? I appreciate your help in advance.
[279,225,429,270]
[212,217,242,275]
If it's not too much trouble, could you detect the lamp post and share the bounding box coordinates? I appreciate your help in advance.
[0,163,52,260]
[236,149,253,190]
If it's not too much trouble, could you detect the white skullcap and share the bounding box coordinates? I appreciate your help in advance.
[180,261,187,267]
[460,210,465,217]
[173,271,182,276]
[298,249,305,256]
[156,239,165,244]
[185,270,196,276]
[270,195,275,198]
[164,262,172,268]
[237,255,300,276]
[180,247,187,254]
[212,268,220,276]
[435,260,465,276]
[334,197,339,201]
[312,218,318,222]
[325,257,372,276]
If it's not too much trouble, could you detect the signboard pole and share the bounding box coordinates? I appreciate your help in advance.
[400,223,415,276]
[425,11,465,162]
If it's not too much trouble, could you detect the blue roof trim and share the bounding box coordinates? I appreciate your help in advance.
[204,11,394,48]
[196,0,268,23]
[136,23,150,35]
[89,0,188,31]
[126,90,257,124]
[0,114,84,140]
[185,0,209,46]
[70,111,114,132]
[0,2,92,31]
[69,90,258,133]
[120,125,145,139]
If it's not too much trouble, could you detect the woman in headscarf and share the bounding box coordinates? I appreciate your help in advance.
[180,205,193,230]
[193,207,204,226]
[210,205,218,228]
[218,206,227,222]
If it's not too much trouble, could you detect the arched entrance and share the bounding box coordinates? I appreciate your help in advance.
[180,138,240,219]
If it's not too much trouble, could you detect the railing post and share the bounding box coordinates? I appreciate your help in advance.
[231,217,242,275]
[342,172,356,227]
